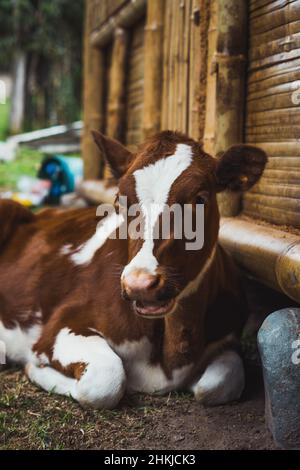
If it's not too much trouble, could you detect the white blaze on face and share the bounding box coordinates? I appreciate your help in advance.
[122,143,193,278]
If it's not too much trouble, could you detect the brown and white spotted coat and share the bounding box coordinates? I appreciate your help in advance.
[0,131,267,409]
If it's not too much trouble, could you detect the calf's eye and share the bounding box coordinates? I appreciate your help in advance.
[196,191,209,205]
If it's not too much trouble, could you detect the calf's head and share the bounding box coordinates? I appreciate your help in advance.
[92,131,267,318]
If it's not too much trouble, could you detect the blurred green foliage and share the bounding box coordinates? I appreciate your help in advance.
[0,0,83,63]
[0,0,84,130]
[0,0,14,69]
[0,101,10,140]
[0,146,43,190]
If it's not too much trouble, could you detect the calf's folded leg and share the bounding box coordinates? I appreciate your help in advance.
[26,328,126,409]
[191,350,245,406]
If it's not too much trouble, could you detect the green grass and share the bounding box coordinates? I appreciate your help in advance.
[0,100,10,141]
[0,146,44,191]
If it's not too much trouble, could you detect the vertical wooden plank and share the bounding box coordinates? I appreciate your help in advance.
[203,0,247,216]
[106,28,129,140]
[189,0,195,132]
[102,44,113,135]
[189,0,202,139]
[182,0,192,133]
[82,0,105,179]
[104,27,129,177]
[203,0,218,155]
[124,19,146,148]
[161,0,172,129]
[143,0,165,138]
[175,0,184,131]
[168,0,177,130]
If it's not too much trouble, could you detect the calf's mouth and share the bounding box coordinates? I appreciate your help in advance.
[133,298,176,318]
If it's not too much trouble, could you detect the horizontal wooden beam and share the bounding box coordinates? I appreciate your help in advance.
[90,0,147,48]
[219,217,300,303]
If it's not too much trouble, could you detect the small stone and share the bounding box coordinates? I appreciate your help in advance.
[257,308,300,449]
[173,434,185,442]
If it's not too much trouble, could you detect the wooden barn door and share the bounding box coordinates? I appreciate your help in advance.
[244,0,300,228]
[124,18,145,148]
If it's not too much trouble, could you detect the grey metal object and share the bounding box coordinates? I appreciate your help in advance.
[258,308,300,449]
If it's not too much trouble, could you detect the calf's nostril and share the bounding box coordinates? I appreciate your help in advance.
[124,271,160,292]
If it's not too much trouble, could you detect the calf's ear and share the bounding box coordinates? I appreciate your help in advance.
[216,144,267,192]
[91,130,134,179]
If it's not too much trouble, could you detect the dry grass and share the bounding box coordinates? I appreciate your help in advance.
[0,368,188,450]
[0,362,277,450]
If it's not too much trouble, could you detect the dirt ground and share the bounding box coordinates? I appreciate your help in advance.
[0,360,278,450]
[1,279,293,450]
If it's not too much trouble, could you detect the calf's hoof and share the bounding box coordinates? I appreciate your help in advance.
[191,350,245,406]
[258,308,300,449]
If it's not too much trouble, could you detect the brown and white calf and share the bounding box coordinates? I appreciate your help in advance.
[0,131,267,409]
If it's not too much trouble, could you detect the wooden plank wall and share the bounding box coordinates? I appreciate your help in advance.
[161,0,209,141]
[124,19,145,147]
[244,0,300,228]
[89,0,129,31]
[83,0,209,178]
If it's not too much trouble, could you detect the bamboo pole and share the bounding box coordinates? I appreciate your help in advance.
[189,0,209,141]
[82,1,105,179]
[203,0,218,154]
[188,0,197,138]
[90,0,147,47]
[104,27,129,178]
[106,27,128,140]
[243,201,300,229]
[219,217,300,303]
[124,19,145,148]
[203,0,248,216]
[175,0,181,130]
[216,0,247,216]
[182,0,192,133]
[142,0,165,138]
[161,0,172,129]
[251,182,300,199]
[176,0,184,132]
[168,0,177,131]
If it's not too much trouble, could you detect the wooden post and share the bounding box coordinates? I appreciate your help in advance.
[203,0,247,216]
[82,1,105,179]
[216,0,247,216]
[106,28,128,141]
[142,0,165,138]
[182,0,192,134]
[203,0,218,155]
[167,0,176,131]
[104,27,129,178]
[189,0,210,141]
[161,0,172,130]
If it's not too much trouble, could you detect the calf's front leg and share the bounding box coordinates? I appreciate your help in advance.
[26,327,126,409]
[190,350,245,406]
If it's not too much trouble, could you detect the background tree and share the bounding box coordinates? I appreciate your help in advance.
[0,0,84,133]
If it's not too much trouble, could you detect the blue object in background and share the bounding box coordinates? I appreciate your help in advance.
[38,155,83,204]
